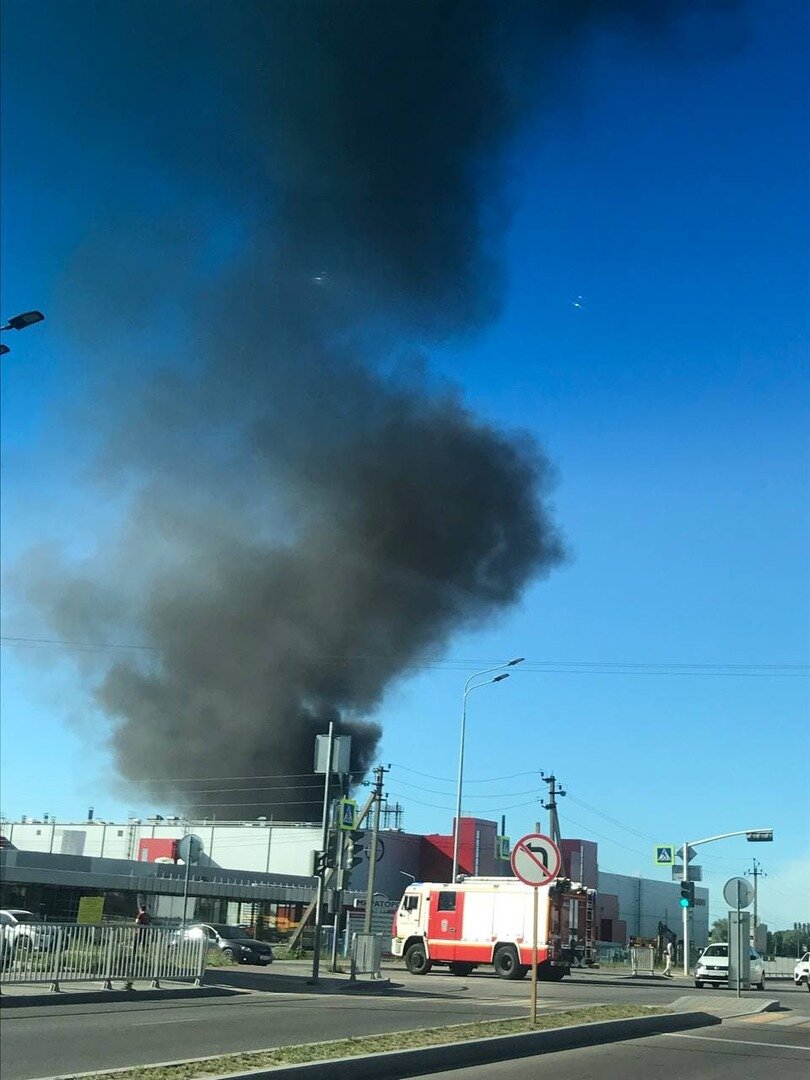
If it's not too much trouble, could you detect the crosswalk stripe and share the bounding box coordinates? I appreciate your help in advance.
[669,1034,810,1051]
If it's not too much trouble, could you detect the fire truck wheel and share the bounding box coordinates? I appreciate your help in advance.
[404,942,432,975]
[493,946,524,980]
[449,962,475,976]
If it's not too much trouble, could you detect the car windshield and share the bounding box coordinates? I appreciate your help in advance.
[12,912,43,924]
[702,945,728,958]
[209,925,250,938]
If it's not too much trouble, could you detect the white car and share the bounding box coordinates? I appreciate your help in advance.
[794,952,810,989]
[695,942,765,990]
[0,909,56,954]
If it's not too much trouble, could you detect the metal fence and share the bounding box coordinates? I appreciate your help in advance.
[0,925,205,991]
[764,958,800,979]
[349,932,383,980]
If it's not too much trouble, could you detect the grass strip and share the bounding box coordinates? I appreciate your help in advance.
[59,1003,666,1080]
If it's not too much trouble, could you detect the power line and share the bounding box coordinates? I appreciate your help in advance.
[390,776,539,799]
[391,763,540,784]
[2,637,806,676]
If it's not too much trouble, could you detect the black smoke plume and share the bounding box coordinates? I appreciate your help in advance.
[11,1,738,818]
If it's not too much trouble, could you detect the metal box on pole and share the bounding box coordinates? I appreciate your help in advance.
[315,735,352,776]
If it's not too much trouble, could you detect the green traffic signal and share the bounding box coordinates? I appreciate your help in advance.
[679,879,695,908]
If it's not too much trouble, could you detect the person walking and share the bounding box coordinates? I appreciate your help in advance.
[662,938,674,978]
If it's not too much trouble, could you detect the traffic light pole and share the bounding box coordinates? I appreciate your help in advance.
[680,827,774,976]
[329,796,347,972]
[363,764,388,934]
[311,721,335,984]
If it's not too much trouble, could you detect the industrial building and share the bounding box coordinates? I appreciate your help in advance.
[1,814,708,949]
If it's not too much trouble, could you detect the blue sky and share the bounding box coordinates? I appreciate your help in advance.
[1,2,808,929]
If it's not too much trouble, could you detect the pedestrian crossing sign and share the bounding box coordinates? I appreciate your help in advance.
[339,798,358,831]
[654,844,675,866]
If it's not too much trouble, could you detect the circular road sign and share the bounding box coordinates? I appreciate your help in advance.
[723,876,754,908]
[510,832,562,887]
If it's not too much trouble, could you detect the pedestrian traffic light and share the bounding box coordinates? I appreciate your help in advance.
[679,880,695,908]
[313,849,334,876]
[347,830,365,869]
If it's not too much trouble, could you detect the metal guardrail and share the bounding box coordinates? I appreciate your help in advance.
[0,925,205,991]
[349,932,383,980]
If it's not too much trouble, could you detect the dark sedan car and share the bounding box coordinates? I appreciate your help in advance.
[182,923,273,965]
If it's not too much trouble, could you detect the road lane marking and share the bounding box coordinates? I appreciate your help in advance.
[669,1034,810,1051]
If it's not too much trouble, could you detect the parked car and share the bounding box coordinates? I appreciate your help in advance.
[179,923,273,966]
[794,952,810,989]
[0,909,56,954]
[694,942,765,990]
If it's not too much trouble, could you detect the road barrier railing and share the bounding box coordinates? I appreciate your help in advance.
[0,925,205,992]
[630,946,656,976]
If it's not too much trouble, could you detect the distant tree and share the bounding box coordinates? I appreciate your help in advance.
[709,917,728,942]
[770,929,808,957]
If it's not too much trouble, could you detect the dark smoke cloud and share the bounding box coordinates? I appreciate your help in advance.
[11,1,739,818]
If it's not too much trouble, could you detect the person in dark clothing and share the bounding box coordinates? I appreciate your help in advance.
[132,904,151,960]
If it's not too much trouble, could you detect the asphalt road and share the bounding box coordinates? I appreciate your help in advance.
[2,965,808,1080]
[423,1020,810,1078]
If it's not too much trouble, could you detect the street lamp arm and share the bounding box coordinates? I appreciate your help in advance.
[687,828,774,848]
[463,665,507,695]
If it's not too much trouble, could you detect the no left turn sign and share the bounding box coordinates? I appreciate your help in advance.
[510,832,562,887]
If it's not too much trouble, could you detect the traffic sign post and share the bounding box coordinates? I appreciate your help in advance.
[724,878,754,998]
[510,833,562,1025]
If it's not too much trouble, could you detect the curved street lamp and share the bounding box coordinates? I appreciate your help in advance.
[451,657,525,882]
[0,310,45,355]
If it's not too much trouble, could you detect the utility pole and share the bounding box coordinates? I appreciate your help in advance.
[745,858,766,945]
[540,772,566,848]
[363,764,389,934]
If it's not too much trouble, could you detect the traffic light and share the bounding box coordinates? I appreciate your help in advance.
[679,880,695,908]
[346,829,365,869]
[313,849,335,877]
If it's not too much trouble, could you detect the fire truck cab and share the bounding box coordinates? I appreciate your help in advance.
[392,876,595,980]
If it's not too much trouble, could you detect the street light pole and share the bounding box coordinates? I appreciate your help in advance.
[451,658,524,883]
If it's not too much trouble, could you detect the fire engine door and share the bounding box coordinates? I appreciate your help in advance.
[427,890,464,958]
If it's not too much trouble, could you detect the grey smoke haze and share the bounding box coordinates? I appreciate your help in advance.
[13,1,739,817]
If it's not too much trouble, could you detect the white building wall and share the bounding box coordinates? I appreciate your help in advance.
[2,819,320,876]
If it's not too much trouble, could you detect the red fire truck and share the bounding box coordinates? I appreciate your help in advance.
[391,876,595,979]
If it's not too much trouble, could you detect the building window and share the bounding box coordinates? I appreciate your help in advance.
[36,830,42,836]
[437,892,456,912]
[117,831,124,837]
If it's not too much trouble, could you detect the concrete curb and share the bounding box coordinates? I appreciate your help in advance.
[0,985,239,1009]
[200,1011,720,1080]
